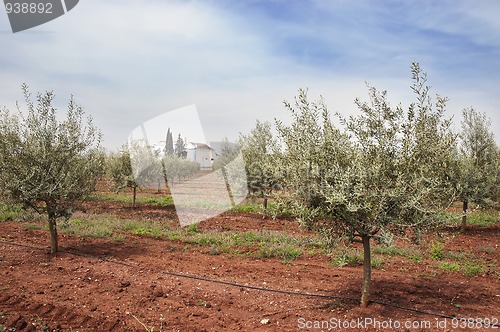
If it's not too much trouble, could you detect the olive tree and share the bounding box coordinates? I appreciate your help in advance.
[276,63,457,307]
[0,84,104,253]
[239,121,280,209]
[457,108,499,232]
[126,140,164,204]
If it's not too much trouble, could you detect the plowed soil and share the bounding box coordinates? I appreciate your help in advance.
[0,194,499,331]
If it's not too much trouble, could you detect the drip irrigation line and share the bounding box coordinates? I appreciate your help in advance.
[0,240,49,252]
[159,270,360,302]
[0,239,498,328]
[159,270,499,327]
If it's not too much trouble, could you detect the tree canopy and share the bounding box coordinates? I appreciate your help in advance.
[275,63,457,306]
[0,84,104,253]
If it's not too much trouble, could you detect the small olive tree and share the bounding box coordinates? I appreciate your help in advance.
[107,146,146,207]
[276,63,457,307]
[126,140,164,204]
[0,84,104,253]
[239,121,280,209]
[457,108,499,232]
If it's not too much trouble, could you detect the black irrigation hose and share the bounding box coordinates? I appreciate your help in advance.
[1,240,498,328]
[160,270,499,328]
[159,269,360,302]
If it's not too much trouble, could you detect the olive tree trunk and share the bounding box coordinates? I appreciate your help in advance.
[132,185,137,208]
[47,209,58,254]
[360,234,372,307]
[460,199,468,233]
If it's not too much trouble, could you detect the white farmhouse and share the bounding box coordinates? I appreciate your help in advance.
[186,142,214,170]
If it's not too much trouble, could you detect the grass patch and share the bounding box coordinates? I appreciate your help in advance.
[61,215,173,239]
[256,244,302,263]
[438,261,461,271]
[121,221,169,238]
[429,241,445,260]
[466,210,499,227]
[373,244,423,263]
[143,195,174,206]
[333,251,363,267]
[230,204,258,213]
[23,222,45,230]
[187,223,200,234]
[443,209,499,228]
[90,192,131,204]
[89,193,174,206]
[112,235,126,242]
[185,230,324,262]
[0,202,24,222]
[462,261,484,277]
[374,246,402,256]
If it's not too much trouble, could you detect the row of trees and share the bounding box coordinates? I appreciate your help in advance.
[107,136,199,207]
[0,85,201,253]
[235,63,499,306]
[1,64,498,306]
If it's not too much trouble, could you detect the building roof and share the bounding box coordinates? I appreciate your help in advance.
[187,142,214,150]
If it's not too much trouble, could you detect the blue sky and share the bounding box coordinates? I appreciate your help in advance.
[1,0,499,149]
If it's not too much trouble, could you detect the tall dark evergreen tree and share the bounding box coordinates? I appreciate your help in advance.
[164,128,174,156]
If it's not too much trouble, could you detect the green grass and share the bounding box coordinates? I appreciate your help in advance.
[429,241,445,260]
[444,209,499,228]
[89,192,131,204]
[373,244,424,263]
[256,244,302,263]
[89,193,174,206]
[462,261,484,277]
[53,214,322,263]
[112,235,126,242]
[186,223,200,234]
[0,202,24,222]
[143,195,174,206]
[59,215,174,239]
[230,204,259,213]
[11,199,496,271]
[185,230,324,263]
[120,220,171,238]
[438,261,461,271]
[437,260,486,277]
[466,210,499,227]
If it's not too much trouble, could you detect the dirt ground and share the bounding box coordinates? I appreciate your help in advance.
[0,195,499,331]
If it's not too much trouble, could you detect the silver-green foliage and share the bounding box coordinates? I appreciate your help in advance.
[278,63,457,240]
[107,147,134,191]
[457,107,499,207]
[0,84,104,253]
[276,63,457,306]
[239,121,281,203]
